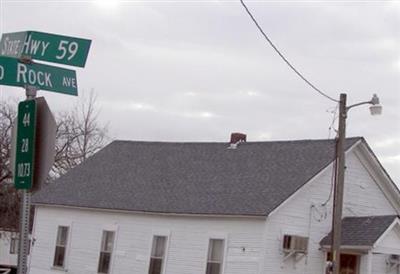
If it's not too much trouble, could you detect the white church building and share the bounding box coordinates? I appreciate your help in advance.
[27,136,400,274]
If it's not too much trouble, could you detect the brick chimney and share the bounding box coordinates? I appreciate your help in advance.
[230,132,247,145]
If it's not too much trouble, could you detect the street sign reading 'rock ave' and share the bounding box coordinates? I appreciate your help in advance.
[0,55,78,95]
[0,31,91,67]
[14,100,37,189]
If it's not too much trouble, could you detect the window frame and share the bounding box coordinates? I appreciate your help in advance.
[204,237,227,274]
[52,225,70,269]
[147,233,170,274]
[10,237,18,254]
[97,230,116,274]
[9,236,31,255]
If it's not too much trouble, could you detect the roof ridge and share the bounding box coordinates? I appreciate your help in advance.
[111,136,363,145]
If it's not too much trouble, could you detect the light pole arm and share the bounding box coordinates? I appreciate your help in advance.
[346,94,380,113]
[346,100,373,111]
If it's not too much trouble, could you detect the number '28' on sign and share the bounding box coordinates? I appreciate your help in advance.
[14,100,37,190]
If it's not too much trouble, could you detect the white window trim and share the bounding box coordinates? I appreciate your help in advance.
[51,224,72,271]
[109,225,119,274]
[97,228,118,274]
[10,237,18,254]
[29,207,39,268]
[203,234,228,274]
[147,230,171,274]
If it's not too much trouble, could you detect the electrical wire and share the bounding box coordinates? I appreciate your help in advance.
[327,104,339,139]
[239,0,339,103]
[322,138,339,206]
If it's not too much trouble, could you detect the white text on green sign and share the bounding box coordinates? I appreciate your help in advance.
[0,56,78,95]
[14,100,37,189]
[0,31,91,67]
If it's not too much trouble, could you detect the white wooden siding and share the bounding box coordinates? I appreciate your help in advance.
[29,207,265,274]
[263,150,397,274]
[28,146,399,274]
[0,231,18,268]
[374,223,400,255]
[372,254,399,274]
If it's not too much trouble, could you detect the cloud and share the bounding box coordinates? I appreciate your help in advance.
[1,1,399,184]
[181,111,216,119]
[381,155,400,164]
[99,100,157,112]
[373,138,400,149]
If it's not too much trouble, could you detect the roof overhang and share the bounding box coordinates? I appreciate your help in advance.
[372,218,400,255]
[320,216,400,255]
[268,139,362,218]
[33,203,268,219]
[320,245,371,254]
[354,140,400,214]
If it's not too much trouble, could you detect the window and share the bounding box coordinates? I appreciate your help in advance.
[148,236,167,274]
[53,226,69,268]
[98,231,115,274]
[10,237,18,254]
[206,239,224,274]
[10,237,31,255]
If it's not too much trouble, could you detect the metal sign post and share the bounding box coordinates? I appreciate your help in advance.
[17,86,37,274]
[12,93,56,274]
[0,29,91,274]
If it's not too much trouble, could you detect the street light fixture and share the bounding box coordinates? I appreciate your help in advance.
[346,93,383,115]
[330,93,382,274]
[369,94,383,116]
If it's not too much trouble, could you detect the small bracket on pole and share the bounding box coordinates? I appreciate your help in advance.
[19,55,33,65]
[25,86,37,99]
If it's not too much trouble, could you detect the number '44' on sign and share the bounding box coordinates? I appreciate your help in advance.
[14,100,37,190]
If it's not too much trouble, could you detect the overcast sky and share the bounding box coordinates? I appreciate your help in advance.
[1,0,399,185]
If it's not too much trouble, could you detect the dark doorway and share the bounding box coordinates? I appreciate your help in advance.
[327,253,359,274]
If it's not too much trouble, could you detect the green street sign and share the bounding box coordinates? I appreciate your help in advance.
[14,100,37,189]
[0,31,91,67]
[0,56,78,95]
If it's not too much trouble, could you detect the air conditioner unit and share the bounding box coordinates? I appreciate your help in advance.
[388,254,400,263]
[386,254,400,272]
[282,235,309,254]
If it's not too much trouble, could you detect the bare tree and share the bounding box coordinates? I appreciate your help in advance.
[0,99,15,184]
[53,92,108,176]
[0,92,108,230]
[0,100,18,230]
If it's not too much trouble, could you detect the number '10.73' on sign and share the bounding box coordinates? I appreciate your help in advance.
[14,100,37,190]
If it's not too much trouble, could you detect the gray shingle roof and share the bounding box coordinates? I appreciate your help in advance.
[32,137,361,216]
[320,215,399,247]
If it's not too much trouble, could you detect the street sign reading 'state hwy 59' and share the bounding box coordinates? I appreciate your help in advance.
[0,31,91,67]
[0,55,78,95]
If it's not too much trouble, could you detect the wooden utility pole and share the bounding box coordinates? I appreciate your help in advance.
[331,93,347,274]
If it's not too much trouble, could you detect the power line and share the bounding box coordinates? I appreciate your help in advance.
[327,104,339,139]
[239,0,339,103]
[322,138,339,206]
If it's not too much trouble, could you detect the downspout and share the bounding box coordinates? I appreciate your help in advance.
[259,216,268,274]
[366,251,373,274]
